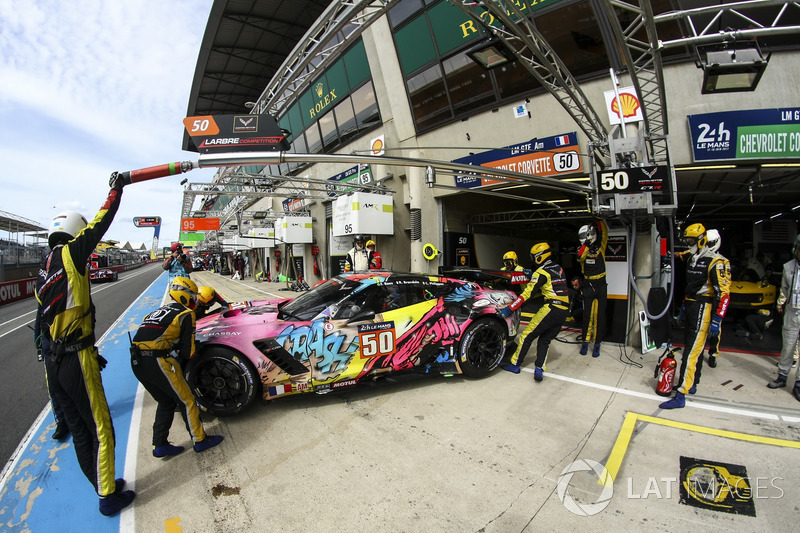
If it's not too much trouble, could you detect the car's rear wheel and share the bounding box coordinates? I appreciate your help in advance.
[184,347,260,416]
[457,318,507,378]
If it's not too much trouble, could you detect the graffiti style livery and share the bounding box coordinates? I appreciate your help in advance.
[186,270,519,415]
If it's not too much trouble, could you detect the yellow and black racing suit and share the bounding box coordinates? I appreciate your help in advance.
[501,263,528,295]
[506,259,569,369]
[195,293,230,320]
[677,251,730,395]
[577,219,608,347]
[34,188,121,497]
[705,253,732,360]
[131,302,206,446]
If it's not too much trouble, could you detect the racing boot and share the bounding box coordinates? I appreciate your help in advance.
[580,342,589,355]
[194,434,224,453]
[767,374,787,389]
[659,392,685,410]
[793,382,800,403]
[153,443,185,458]
[501,364,521,374]
[533,367,544,382]
[52,422,69,441]
[99,489,136,516]
[592,343,601,358]
[707,355,717,368]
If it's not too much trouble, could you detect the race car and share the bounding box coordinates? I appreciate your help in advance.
[187,270,520,416]
[89,268,119,283]
[728,279,776,309]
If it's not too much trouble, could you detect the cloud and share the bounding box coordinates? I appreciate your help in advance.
[0,0,215,246]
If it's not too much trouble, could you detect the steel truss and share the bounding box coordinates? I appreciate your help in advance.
[254,0,400,117]
[449,1,610,161]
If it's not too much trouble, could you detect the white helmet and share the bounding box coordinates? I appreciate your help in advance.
[48,211,88,248]
[578,224,597,245]
[706,229,721,254]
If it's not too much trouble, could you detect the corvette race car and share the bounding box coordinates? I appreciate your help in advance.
[728,279,776,309]
[89,269,119,283]
[187,269,520,415]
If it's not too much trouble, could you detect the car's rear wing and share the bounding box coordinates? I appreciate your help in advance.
[438,267,530,290]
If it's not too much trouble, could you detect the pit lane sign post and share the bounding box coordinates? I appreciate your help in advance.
[132,216,162,259]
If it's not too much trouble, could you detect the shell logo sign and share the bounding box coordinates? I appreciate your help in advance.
[604,86,644,125]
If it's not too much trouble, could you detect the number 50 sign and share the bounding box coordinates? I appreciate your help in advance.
[358,322,397,358]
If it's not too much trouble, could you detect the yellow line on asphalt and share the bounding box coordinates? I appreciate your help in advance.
[602,412,800,487]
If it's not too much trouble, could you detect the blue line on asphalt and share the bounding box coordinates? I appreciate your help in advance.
[0,273,167,532]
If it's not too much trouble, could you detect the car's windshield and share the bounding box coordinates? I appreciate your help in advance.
[280,277,360,320]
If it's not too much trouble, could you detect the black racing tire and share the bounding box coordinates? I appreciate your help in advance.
[184,346,260,416]
[457,317,507,378]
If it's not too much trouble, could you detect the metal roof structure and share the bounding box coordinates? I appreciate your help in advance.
[185,0,800,227]
[0,210,47,235]
[184,0,331,151]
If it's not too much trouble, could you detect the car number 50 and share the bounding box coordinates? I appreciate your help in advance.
[553,151,580,172]
[360,329,396,358]
[599,170,630,191]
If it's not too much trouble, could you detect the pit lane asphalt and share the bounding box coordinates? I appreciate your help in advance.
[2,269,799,532]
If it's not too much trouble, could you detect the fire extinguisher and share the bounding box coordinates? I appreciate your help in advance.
[311,245,320,276]
[274,249,281,272]
[654,347,679,396]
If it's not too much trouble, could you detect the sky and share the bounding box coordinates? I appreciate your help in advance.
[0,0,217,249]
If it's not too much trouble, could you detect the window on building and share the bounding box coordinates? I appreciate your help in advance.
[442,51,496,115]
[407,63,451,131]
[352,82,380,131]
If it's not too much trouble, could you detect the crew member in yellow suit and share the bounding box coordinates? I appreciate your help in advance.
[661,223,730,409]
[497,242,569,382]
[35,173,135,516]
[577,219,608,358]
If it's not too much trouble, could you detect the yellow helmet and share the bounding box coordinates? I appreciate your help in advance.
[198,286,216,305]
[366,240,376,248]
[503,251,518,269]
[170,277,198,308]
[530,242,552,265]
[682,223,707,251]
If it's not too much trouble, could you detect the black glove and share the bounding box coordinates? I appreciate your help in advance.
[109,171,125,191]
[97,354,108,370]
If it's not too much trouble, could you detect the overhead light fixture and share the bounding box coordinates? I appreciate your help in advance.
[676,165,737,171]
[467,36,514,70]
[696,41,769,94]
[244,101,257,109]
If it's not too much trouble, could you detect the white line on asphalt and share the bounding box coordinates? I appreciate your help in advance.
[522,367,785,421]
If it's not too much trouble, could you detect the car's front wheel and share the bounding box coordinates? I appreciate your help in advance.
[457,318,507,378]
[184,347,260,416]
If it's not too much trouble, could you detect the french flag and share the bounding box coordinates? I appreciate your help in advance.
[555,134,570,146]
[268,384,292,396]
